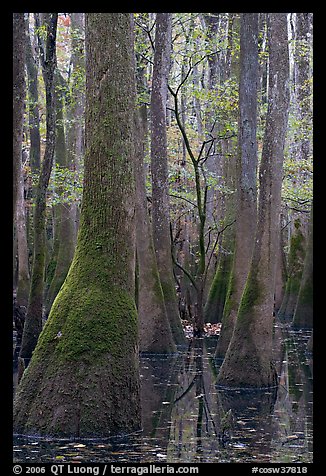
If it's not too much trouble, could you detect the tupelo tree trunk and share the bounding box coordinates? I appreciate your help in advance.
[217,13,290,388]
[14,13,141,437]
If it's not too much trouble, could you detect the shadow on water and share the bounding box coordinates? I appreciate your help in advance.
[13,326,312,463]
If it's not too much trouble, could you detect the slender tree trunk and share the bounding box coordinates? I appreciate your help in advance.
[151,13,186,345]
[13,13,26,219]
[215,13,258,358]
[136,106,176,353]
[16,149,30,310]
[14,13,141,437]
[20,14,58,369]
[67,12,85,242]
[292,206,313,328]
[217,13,290,388]
[44,72,75,317]
[204,15,238,324]
[25,14,41,172]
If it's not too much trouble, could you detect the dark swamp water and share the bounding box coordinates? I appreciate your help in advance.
[13,325,313,464]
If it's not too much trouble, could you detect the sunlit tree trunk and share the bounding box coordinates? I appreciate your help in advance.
[217,13,290,388]
[14,13,141,437]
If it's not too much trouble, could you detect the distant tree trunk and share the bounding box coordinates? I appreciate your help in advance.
[274,214,287,313]
[215,13,258,358]
[135,105,176,353]
[67,12,85,242]
[151,13,186,345]
[14,13,141,437]
[19,13,58,367]
[204,15,238,324]
[16,148,30,310]
[13,13,26,219]
[294,13,312,164]
[292,206,313,328]
[25,14,41,172]
[217,13,290,388]
[278,218,306,321]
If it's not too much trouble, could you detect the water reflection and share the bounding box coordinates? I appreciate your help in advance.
[13,327,312,463]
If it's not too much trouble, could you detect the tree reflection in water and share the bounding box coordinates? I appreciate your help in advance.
[13,328,312,463]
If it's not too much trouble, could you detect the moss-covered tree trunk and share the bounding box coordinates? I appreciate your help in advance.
[292,206,313,328]
[14,13,141,437]
[215,13,258,358]
[13,13,26,220]
[19,14,58,367]
[151,13,186,346]
[217,13,290,388]
[135,105,176,353]
[278,218,306,321]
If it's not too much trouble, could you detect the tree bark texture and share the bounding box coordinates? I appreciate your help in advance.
[16,149,30,310]
[45,72,75,317]
[20,13,58,364]
[13,13,26,219]
[217,13,290,388]
[151,13,186,346]
[67,12,85,242]
[16,148,30,310]
[135,106,176,353]
[14,13,141,437]
[215,13,258,358]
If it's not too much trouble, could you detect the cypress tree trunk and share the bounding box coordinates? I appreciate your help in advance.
[217,13,290,388]
[67,12,85,242]
[151,13,186,345]
[16,149,30,310]
[278,218,306,321]
[215,13,258,358]
[14,13,141,437]
[13,13,26,219]
[25,14,41,172]
[19,14,58,366]
[45,72,75,317]
[135,106,176,353]
[292,206,313,328]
